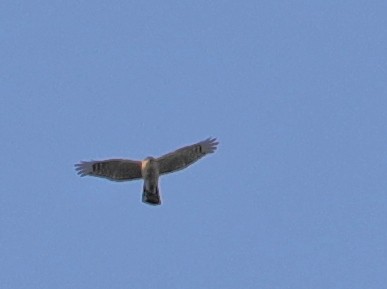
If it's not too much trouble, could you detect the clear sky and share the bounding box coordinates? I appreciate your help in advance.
[1,1,387,288]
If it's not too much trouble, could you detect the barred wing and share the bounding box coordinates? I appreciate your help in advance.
[157,137,219,175]
[75,159,142,181]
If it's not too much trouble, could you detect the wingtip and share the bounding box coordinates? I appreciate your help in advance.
[201,137,219,153]
[209,136,219,144]
[205,136,218,143]
[74,161,93,177]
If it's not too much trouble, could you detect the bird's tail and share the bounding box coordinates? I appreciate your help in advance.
[142,185,161,206]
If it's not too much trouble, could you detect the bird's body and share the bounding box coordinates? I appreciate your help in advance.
[75,137,218,205]
[141,157,161,205]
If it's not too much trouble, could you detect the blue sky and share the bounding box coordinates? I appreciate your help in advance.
[1,1,387,288]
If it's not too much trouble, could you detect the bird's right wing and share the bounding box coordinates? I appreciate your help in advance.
[74,159,142,181]
[157,137,219,175]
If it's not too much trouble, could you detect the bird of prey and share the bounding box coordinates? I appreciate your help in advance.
[74,137,219,206]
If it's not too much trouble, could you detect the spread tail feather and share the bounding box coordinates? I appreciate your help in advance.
[142,185,161,206]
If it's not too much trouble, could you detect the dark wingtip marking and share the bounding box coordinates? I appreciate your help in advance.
[74,162,87,177]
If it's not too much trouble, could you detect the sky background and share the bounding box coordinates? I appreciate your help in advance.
[1,1,387,288]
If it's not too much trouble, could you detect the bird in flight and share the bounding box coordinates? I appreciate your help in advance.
[75,137,219,206]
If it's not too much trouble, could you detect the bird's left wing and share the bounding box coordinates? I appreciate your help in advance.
[75,159,142,181]
[157,137,218,175]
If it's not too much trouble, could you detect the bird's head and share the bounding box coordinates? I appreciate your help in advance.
[145,156,155,162]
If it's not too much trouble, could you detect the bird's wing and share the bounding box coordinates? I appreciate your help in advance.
[74,159,142,181]
[157,137,218,175]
